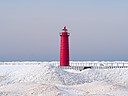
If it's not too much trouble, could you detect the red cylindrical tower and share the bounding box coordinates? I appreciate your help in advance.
[60,26,70,66]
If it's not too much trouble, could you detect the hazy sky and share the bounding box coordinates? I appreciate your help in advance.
[0,0,128,61]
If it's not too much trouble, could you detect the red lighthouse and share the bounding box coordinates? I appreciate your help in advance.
[60,26,70,66]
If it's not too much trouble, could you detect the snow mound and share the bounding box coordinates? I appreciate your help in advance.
[1,64,128,87]
[72,81,128,96]
[0,64,84,86]
[82,68,128,87]
[0,83,61,96]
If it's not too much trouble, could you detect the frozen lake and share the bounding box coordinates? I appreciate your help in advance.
[0,62,128,96]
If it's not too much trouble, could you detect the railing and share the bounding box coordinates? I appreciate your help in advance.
[50,61,128,70]
[50,61,128,67]
[0,61,128,70]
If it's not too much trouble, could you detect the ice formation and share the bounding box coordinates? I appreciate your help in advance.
[0,63,128,96]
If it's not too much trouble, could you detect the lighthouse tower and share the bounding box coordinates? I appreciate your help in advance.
[60,26,70,66]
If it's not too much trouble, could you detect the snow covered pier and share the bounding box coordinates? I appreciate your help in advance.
[0,61,128,71]
[51,61,128,71]
[57,65,128,71]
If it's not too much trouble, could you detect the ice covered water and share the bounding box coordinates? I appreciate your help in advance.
[0,62,128,96]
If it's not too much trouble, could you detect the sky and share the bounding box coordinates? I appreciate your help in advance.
[0,0,128,61]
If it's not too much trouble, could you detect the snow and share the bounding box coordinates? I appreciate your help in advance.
[0,62,128,96]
